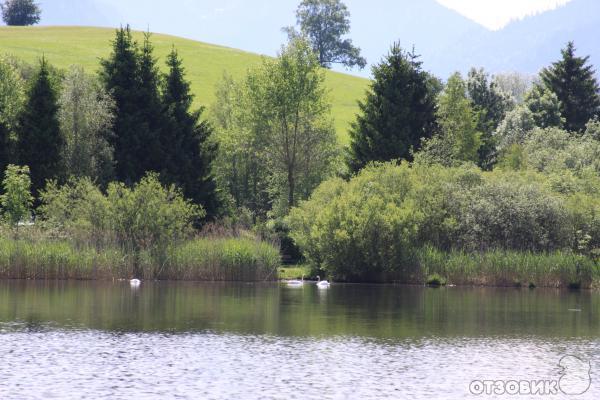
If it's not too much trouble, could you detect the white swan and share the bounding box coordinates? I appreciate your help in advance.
[316,275,330,289]
[130,278,141,287]
[287,275,304,287]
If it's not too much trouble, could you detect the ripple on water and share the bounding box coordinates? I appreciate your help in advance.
[0,330,598,400]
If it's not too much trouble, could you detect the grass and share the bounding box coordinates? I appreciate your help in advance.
[0,26,369,143]
[416,246,600,289]
[0,236,281,281]
[278,265,311,280]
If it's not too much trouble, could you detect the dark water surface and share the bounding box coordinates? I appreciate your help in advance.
[0,281,598,399]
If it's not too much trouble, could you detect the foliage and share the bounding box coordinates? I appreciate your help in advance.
[515,127,600,177]
[0,56,25,131]
[0,164,32,228]
[288,162,594,281]
[467,68,514,168]
[431,72,481,165]
[58,66,115,186]
[17,57,63,197]
[0,57,25,173]
[493,72,535,104]
[218,38,338,217]
[161,48,220,218]
[40,174,203,277]
[211,74,270,218]
[524,84,564,129]
[286,0,366,69]
[99,27,162,184]
[0,0,40,26]
[493,106,536,152]
[347,43,438,172]
[540,41,600,133]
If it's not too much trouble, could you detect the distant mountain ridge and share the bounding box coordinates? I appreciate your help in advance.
[9,0,600,79]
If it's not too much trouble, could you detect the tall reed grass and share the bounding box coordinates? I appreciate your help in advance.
[0,235,280,281]
[416,246,599,289]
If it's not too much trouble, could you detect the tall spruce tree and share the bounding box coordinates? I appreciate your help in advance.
[347,43,437,173]
[540,42,600,133]
[137,33,166,175]
[99,27,165,184]
[17,58,63,197]
[161,48,220,218]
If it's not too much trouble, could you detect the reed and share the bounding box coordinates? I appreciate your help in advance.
[417,246,599,289]
[0,235,280,281]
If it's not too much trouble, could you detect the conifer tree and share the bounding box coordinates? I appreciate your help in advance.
[347,43,437,173]
[161,48,220,218]
[99,26,140,184]
[137,33,166,175]
[540,42,600,132]
[100,27,165,184]
[17,58,63,197]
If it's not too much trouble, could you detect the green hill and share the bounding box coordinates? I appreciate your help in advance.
[0,26,369,143]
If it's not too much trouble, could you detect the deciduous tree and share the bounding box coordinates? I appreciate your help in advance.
[58,66,115,185]
[285,0,366,69]
[0,0,40,26]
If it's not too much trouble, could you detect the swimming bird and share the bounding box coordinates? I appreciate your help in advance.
[130,278,141,287]
[287,275,304,287]
[316,276,330,289]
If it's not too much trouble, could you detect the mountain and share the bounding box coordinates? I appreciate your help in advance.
[26,0,598,79]
[431,0,600,77]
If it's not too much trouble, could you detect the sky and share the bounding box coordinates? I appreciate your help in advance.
[32,0,588,78]
[436,0,572,30]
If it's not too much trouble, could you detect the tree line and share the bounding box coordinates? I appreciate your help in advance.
[0,26,219,219]
[1,0,599,268]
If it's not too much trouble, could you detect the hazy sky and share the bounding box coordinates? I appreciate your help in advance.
[436,0,572,30]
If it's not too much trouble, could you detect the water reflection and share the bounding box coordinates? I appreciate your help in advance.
[0,280,598,338]
[1,281,599,399]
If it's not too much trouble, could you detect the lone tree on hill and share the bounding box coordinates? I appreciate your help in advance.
[285,0,366,70]
[541,42,600,133]
[1,0,41,26]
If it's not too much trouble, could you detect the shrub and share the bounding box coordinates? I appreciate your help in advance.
[40,174,203,277]
[289,162,591,282]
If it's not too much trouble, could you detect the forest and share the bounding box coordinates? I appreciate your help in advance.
[0,0,599,286]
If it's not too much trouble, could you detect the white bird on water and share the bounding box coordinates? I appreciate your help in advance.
[316,276,330,289]
[287,275,305,287]
[130,278,141,287]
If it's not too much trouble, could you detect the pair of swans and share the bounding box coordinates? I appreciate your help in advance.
[130,278,141,287]
[287,275,330,288]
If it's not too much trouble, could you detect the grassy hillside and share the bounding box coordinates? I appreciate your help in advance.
[0,26,369,143]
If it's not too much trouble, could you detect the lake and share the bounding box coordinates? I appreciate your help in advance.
[0,281,598,399]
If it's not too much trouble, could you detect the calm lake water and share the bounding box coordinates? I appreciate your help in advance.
[0,281,599,399]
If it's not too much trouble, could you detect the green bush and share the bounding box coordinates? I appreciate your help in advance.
[40,174,203,278]
[289,162,597,282]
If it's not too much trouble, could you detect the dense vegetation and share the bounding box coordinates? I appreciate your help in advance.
[0,0,599,286]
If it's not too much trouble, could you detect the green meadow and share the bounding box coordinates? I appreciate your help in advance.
[0,26,369,142]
